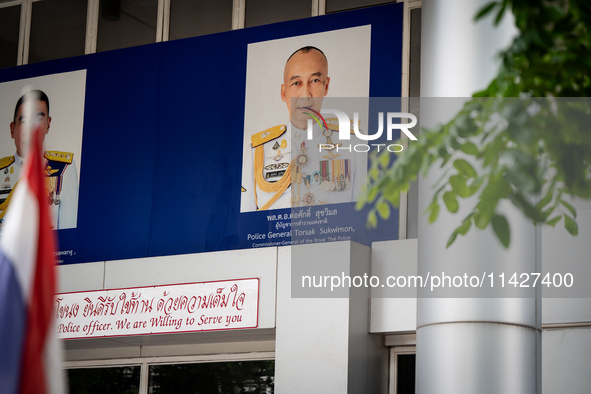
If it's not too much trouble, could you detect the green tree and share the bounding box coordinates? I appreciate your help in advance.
[358,0,591,247]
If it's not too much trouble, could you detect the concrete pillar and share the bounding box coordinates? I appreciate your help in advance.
[275,242,387,393]
[418,1,541,393]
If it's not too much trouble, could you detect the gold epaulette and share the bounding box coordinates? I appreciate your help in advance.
[44,150,74,164]
[0,156,15,170]
[325,117,360,134]
[251,125,287,148]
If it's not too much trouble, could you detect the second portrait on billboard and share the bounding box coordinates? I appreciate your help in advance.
[240,26,371,212]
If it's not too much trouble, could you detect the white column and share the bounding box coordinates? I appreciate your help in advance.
[418,1,541,393]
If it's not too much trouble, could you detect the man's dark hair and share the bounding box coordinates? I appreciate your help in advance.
[286,46,327,64]
[13,89,50,122]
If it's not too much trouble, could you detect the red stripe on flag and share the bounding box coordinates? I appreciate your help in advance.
[18,126,57,394]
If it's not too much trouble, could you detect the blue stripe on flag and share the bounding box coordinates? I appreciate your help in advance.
[0,249,27,394]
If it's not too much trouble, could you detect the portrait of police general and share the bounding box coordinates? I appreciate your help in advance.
[241,26,371,213]
[0,71,86,232]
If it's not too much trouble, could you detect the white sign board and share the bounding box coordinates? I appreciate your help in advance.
[55,278,259,339]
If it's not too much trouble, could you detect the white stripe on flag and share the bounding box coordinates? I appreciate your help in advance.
[0,177,39,304]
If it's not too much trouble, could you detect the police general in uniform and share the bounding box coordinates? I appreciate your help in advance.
[0,90,79,231]
[241,46,365,212]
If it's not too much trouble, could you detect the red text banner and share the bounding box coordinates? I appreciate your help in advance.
[55,278,259,339]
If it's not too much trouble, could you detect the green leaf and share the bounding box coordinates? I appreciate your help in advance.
[474,211,491,230]
[377,201,391,220]
[367,210,377,229]
[502,150,541,194]
[438,146,452,167]
[454,113,475,138]
[560,199,577,218]
[428,202,440,224]
[460,142,480,156]
[449,175,471,198]
[564,215,578,236]
[546,215,561,226]
[535,189,553,209]
[474,2,498,21]
[482,135,504,167]
[368,169,378,183]
[493,0,507,26]
[457,218,472,235]
[446,230,459,248]
[492,214,510,248]
[381,180,401,203]
[379,151,390,169]
[355,198,366,211]
[453,159,478,178]
[367,187,379,203]
[468,176,486,195]
[443,191,459,213]
[387,189,401,207]
[542,205,556,220]
[508,192,546,223]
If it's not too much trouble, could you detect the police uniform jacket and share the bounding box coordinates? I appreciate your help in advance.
[241,121,366,211]
[0,150,79,230]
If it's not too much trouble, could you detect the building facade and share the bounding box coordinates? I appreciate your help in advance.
[1,0,589,393]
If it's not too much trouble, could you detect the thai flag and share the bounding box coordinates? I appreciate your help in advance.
[0,125,65,394]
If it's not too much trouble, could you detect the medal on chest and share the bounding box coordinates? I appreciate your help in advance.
[44,162,67,206]
[320,158,351,192]
[291,141,312,207]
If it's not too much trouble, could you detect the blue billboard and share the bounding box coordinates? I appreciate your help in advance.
[0,4,404,264]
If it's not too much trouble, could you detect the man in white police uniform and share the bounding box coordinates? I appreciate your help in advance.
[0,90,79,231]
[242,46,364,211]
